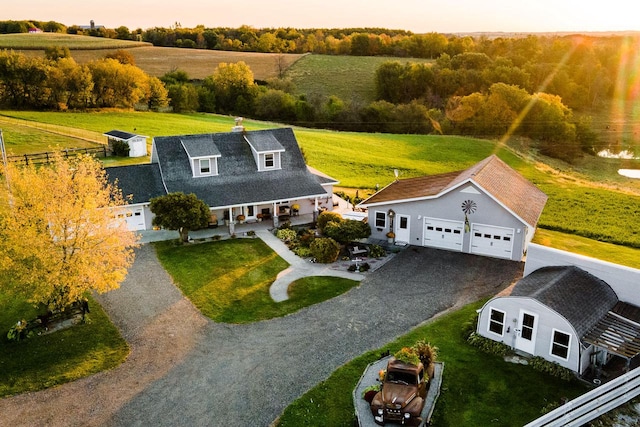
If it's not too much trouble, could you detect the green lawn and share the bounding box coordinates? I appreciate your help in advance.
[0,293,129,398]
[153,239,359,323]
[533,229,640,269]
[286,54,433,103]
[0,120,100,156]
[276,301,587,427]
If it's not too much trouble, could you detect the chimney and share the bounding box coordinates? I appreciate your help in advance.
[231,117,245,133]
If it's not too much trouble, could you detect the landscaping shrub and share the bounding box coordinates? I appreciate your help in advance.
[297,229,316,247]
[466,332,513,356]
[310,237,341,263]
[461,312,479,339]
[367,244,386,258]
[529,356,575,381]
[324,219,371,244]
[317,211,343,232]
[293,246,312,258]
[276,228,297,243]
[111,140,130,157]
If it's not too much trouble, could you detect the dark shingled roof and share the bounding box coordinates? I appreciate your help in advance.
[105,164,166,204]
[180,134,221,158]
[245,132,285,152]
[152,127,329,208]
[511,266,619,339]
[104,130,139,140]
[360,155,547,228]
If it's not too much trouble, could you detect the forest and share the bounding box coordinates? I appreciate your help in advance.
[2,20,639,162]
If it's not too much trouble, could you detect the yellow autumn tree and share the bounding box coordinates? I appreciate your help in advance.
[0,154,139,311]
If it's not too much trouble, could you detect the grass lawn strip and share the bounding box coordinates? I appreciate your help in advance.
[153,238,360,323]
[276,301,587,427]
[0,294,129,398]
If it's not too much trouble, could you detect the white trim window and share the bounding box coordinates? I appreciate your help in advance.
[264,153,275,169]
[200,158,211,174]
[550,329,571,360]
[488,308,506,336]
[374,211,387,228]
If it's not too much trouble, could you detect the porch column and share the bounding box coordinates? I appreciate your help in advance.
[228,207,233,233]
[313,197,319,223]
[273,202,279,228]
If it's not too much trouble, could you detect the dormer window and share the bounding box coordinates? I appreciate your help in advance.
[264,153,275,169]
[244,133,285,172]
[181,136,221,178]
[200,158,211,174]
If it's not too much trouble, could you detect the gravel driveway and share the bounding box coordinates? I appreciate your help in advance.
[0,244,522,427]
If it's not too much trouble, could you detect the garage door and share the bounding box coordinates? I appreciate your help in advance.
[470,224,514,259]
[121,207,146,231]
[423,217,464,251]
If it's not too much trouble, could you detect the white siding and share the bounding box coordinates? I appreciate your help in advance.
[477,297,581,372]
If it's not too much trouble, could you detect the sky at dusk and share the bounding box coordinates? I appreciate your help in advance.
[4,0,640,33]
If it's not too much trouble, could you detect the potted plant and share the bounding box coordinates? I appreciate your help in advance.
[362,384,381,403]
[256,213,263,222]
[413,340,438,379]
[386,231,395,243]
[292,203,300,215]
[237,214,246,224]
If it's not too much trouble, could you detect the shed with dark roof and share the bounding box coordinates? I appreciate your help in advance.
[358,155,547,261]
[477,266,640,375]
[103,130,149,158]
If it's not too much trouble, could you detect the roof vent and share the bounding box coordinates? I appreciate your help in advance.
[231,117,245,133]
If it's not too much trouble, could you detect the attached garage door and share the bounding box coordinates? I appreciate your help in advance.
[423,217,464,251]
[123,207,146,231]
[470,224,514,259]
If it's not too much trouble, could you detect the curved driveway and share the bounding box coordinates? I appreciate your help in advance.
[0,244,522,427]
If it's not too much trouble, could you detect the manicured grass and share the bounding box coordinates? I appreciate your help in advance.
[0,120,100,156]
[533,229,640,269]
[0,33,149,50]
[286,54,433,103]
[153,239,359,323]
[0,110,274,140]
[276,301,587,427]
[0,293,129,398]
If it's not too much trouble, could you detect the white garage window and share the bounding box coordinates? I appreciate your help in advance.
[550,329,571,360]
[488,308,505,336]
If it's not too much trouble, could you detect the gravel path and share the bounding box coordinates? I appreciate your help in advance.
[0,244,523,427]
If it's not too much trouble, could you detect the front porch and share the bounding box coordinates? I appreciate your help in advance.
[137,212,317,244]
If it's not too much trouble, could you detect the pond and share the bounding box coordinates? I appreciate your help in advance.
[619,169,640,179]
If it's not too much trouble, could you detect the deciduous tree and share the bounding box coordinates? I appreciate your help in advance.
[149,193,210,243]
[0,154,138,312]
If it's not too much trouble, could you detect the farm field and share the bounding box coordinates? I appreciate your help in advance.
[3,33,306,81]
[285,54,434,103]
[1,110,639,255]
[0,32,149,50]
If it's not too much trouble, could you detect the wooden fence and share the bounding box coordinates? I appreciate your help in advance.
[7,146,109,166]
[524,367,640,426]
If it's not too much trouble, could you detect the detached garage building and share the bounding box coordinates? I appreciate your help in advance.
[359,155,547,261]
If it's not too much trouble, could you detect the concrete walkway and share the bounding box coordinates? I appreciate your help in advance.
[255,229,365,302]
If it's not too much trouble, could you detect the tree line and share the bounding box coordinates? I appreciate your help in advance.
[0,48,168,110]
